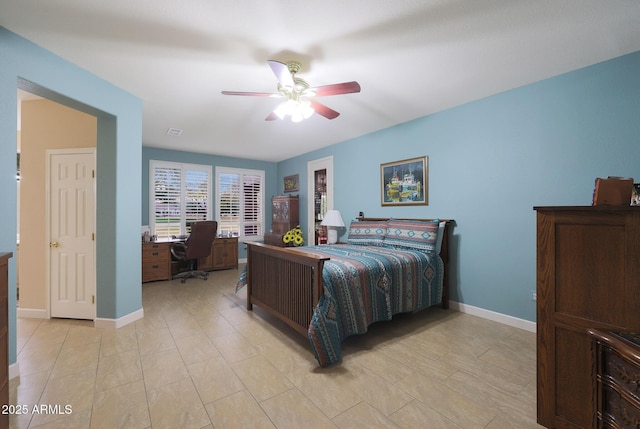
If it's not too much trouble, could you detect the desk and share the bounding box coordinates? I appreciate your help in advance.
[142,237,238,283]
[198,237,238,271]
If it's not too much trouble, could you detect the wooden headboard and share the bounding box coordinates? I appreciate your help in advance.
[355,216,453,261]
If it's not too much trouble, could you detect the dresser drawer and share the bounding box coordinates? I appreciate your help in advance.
[605,349,640,401]
[602,384,640,428]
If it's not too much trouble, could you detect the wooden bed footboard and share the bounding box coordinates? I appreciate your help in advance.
[245,218,453,339]
[245,242,329,336]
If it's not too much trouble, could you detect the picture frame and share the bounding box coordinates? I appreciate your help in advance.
[632,183,640,206]
[283,174,299,193]
[380,156,428,206]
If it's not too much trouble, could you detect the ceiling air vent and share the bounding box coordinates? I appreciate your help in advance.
[166,127,182,137]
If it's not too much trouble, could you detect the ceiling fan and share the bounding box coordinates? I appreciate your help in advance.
[221,60,361,122]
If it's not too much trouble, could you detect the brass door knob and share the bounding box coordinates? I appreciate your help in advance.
[50,241,60,248]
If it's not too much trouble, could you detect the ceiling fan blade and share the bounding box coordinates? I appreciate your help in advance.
[309,100,340,120]
[265,111,279,121]
[311,81,361,97]
[221,91,276,97]
[268,60,295,87]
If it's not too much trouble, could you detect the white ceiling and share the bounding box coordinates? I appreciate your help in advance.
[3,0,640,162]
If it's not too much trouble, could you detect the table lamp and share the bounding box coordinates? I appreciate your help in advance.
[321,210,345,244]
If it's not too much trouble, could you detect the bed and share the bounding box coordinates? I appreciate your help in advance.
[240,217,453,367]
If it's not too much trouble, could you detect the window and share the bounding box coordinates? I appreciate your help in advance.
[216,167,265,241]
[150,160,212,239]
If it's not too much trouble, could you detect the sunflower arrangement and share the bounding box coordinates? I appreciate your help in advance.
[283,225,304,246]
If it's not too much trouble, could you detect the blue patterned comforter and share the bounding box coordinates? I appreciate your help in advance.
[296,244,444,367]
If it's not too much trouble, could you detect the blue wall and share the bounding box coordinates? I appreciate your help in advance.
[141,147,279,259]
[278,51,640,323]
[0,27,143,365]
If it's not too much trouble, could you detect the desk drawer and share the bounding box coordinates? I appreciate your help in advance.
[142,242,171,282]
[142,243,170,261]
[142,264,170,282]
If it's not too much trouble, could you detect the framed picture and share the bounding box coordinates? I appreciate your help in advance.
[632,183,640,206]
[283,174,299,193]
[380,156,428,206]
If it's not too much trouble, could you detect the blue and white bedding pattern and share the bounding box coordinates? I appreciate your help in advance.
[296,244,443,367]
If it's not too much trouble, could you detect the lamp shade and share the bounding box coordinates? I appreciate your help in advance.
[321,210,345,227]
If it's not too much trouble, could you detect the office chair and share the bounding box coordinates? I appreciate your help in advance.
[170,220,217,283]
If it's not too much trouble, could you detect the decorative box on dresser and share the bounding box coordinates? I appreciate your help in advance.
[535,206,640,429]
[264,195,299,247]
[588,329,640,429]
[0,252,11,428]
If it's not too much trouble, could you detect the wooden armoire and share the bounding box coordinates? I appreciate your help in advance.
[264,195,299,247]
[534,206,640,428]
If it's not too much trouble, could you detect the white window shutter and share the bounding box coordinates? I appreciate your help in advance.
[216,167,265,240]
[184,168,210,232]
[243,173,263,237]
[150,161,212,239]
[152,165,182,238]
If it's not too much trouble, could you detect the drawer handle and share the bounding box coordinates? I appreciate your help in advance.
[152,252,159,256]
[152,265,159,269]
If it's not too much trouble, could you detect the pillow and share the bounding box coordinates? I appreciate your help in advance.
[347,220,387,246]
[384,219,439,253]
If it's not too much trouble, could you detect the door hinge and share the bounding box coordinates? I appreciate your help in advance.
[92,169,95,178]
[92,233,95,241]
[92,295,95,304]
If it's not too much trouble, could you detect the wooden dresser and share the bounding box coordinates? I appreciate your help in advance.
[264,195,299,247]
[0,252,11,429]
[535,206,640,428]
[589,329,640,428]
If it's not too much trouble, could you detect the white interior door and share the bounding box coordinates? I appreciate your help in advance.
[307,156,333,244]
[48,149,96,319]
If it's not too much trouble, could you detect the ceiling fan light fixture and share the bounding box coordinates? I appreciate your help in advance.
[299,99,314,119]
[291,110,304,123]
[222,59,360,122]
[274,98,315,122]
[273,100,289,120]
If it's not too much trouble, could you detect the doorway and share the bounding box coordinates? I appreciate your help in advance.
[17,92,98,320]
[307,156,334,244]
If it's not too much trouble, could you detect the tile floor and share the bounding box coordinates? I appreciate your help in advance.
[9,266,544,429]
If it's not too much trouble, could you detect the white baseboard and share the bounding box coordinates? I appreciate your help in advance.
[450,301,536,333]
[94,308,144,329]
[9,362,19,380]
[17,308,48,319]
